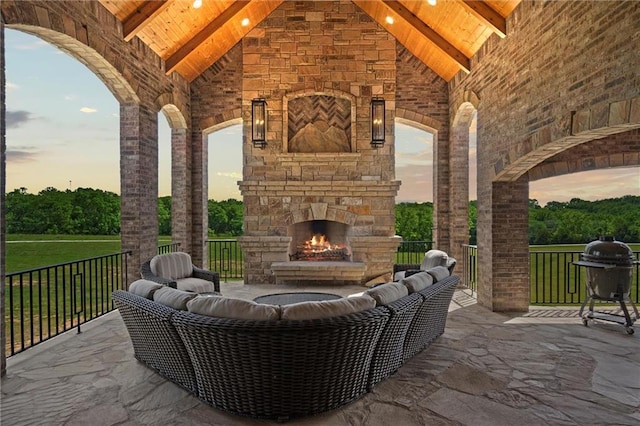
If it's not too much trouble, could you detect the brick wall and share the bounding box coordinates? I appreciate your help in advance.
[449,0,640,310]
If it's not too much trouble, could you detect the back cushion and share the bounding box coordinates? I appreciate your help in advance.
[153,286,198,310]
[426,265,450,282]
[365,282,408,306]
[281,295,376,320]
[187,295,280,320]
[129,279,163,299]
[401,271,434,293]
[420,250,449,270]
[150,252,193,280]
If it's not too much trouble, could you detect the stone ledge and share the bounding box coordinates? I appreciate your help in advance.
[271,261,366,284]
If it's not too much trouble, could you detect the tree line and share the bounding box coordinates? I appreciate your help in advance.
[5,187,640,243]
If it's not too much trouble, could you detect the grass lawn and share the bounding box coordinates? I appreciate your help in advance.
[5,235,172,273]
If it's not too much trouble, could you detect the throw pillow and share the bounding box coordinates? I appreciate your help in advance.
[153,286,198,310]
[187,296,280,320]
[365,282,408,306]
[281,295,376,320]
[401,271,433,293]
[128,279,163,299]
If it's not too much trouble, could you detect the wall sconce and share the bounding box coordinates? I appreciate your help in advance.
[371,97,385,147]
[251,98,267,148]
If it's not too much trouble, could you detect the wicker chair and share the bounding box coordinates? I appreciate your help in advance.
[367,291,423,389]
[394,249,457,281]
[141,252,220,293]
[112,290,198,393]
[402,275,459,361]
[172,307,389,422]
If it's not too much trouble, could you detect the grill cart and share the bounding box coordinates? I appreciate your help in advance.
[573,236,639,335]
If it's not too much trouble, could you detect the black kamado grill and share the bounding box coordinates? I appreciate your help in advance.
[574,236,639,334]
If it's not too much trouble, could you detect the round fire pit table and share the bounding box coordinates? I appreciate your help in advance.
[253,292,342,305]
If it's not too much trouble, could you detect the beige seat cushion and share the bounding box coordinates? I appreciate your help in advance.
[426,265,450,282]
[128,279,163,299]
[176,277,217,293]
[187,296,280,320]
[153,286,198,310]
[281,295,376,320]
[150,252,193,280]
[400,271,433,293]
[365,282,408,306]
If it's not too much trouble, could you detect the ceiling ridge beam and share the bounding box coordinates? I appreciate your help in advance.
[381,0,470,73]
[122,0,172,42]
[165,0,252,75]
[460,0,507,38]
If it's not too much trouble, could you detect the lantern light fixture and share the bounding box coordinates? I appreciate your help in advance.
[251,98,267,148]
[371,97,386,148]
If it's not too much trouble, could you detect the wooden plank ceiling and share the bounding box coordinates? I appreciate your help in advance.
[99,0,521,82]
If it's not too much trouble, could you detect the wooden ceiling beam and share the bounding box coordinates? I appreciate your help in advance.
[122,0,172,42]
[460,0,507,38]
[381,0,470,73]
[165,0,252,75]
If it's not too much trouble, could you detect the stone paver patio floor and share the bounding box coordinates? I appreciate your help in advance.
[2,282,639,425]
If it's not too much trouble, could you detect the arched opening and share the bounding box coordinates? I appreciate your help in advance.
[158,114,171,237]
[4,28,119,243]
[394,121,435,245]
[468,111,478,245]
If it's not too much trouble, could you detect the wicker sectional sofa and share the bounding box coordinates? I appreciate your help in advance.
[112,271,459,422]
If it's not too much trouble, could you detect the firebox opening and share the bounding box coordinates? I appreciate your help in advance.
[288,220,351,261]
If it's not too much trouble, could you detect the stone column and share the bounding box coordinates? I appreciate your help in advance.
[478,178,530,312]
[1,18,7,377]
[120,103,159,282]
[190,130,207,268]
[433,131,451,253]
[171,127,191,254]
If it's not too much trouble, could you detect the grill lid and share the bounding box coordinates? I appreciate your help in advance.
[580,236,635,266]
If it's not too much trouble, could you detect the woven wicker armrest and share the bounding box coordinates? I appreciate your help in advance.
[393,263,420,274]
[192,267,220,292]
[140,260,177,288]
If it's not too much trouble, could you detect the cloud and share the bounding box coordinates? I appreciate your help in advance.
[65,94,77,101]
[6,110,34,128]
[6,149,39,163]
[13,39,47,50]
[80,107,97,113]
[216,172,242,179]
[6,82,19,91]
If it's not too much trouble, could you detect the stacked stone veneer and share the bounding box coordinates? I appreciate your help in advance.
[238,1,401,284]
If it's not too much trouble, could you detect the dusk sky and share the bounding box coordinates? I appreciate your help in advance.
[5,29,639,205]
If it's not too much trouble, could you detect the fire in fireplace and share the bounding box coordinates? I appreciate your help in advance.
[288,220,351,262]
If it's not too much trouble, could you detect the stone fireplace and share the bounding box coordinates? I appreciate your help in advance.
[238,1,401,285]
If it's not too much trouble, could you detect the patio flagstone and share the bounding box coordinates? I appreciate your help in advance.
[1,283,638,425]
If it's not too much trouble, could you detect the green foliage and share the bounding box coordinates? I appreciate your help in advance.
[528,196,640,244]
[6,187,119,235]
[395,202,433,241]
[158,196,172,235]
[208,199,243,236]
[6,187,638,244]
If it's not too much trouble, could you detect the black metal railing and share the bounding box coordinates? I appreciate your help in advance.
[5,251,131,356]
[157,242,181,254]
[461,244,478,294]
[396,240,433,265]
[530,250,639,305]
[208,239,244,281]
[461,246,640,305]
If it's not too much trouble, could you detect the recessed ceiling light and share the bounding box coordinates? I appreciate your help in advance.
[385,16,394,24]
[427,0,437,6]
[241,18,250,27]
[193,0,202,9]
